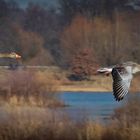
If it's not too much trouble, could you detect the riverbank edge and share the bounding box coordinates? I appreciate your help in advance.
[58,85,112,92]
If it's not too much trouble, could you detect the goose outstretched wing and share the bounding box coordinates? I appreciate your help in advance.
[111,67,133,101]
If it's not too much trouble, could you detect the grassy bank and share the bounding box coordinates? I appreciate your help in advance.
[0,96,139,140]
[58,75,112,92]
[0,68,140,93]
[0,69,64,107]
[57,73,140,93]
[0,69,140,140]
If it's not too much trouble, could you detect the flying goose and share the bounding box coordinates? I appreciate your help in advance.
[0,52,21,59]
[97,61,140,101]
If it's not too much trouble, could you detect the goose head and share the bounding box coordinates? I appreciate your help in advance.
[123,61,140,74]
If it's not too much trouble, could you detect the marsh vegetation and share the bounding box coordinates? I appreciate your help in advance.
[0,69,139,140]
[0,0,140,139]
[0,94,139,140]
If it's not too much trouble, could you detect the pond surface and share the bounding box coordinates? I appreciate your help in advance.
[57,92,131,123]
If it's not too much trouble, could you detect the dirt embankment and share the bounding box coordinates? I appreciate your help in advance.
[59,74,140,93]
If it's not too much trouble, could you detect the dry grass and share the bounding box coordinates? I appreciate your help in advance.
[59,73,140,92]
[59,74,112,92]
[105,96,140,140]
[0,96,139,140]
[0,69,139,140]
[0,69,63,107]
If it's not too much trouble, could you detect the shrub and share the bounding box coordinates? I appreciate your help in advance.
[0,70,61,107]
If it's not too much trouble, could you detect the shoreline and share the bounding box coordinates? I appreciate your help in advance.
[58,85,140,93]
[57,74,140,93]
[58,85,112,92]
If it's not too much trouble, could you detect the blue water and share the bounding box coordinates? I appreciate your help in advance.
[57,92,127,122]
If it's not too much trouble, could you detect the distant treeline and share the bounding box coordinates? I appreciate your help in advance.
[0,0,140,76]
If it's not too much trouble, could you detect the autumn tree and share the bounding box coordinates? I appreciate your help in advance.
[60,16,98,66]
[69,48,98,80]
[60,16,99,80]
[0,22,45,63]
[24,3,62,66]
[60,12,140,68]
[15,25,44,61]
[121,11,140,63]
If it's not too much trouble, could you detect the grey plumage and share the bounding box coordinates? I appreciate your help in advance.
[97,61,140,101]
[112,67,133,101]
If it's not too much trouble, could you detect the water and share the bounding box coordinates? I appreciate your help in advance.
[57,92,126,123]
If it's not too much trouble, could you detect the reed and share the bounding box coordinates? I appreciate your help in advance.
[0,96,139,140]
[0,70,63,107]
[0,70,139,140]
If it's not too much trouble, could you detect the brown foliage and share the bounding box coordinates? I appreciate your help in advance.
[112,96,140,128]
[102,96,140,140]
[61,12,140,67]
[61,16,95,57]
[0,70,60,107]
[60,15,116,66]
[70,48,98,80]
[0,22,46,64]
[26,49,55,65]
[60,15,99,75]
[0,96,139,140]
[13,24,44,61]
[13,24,56,65]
